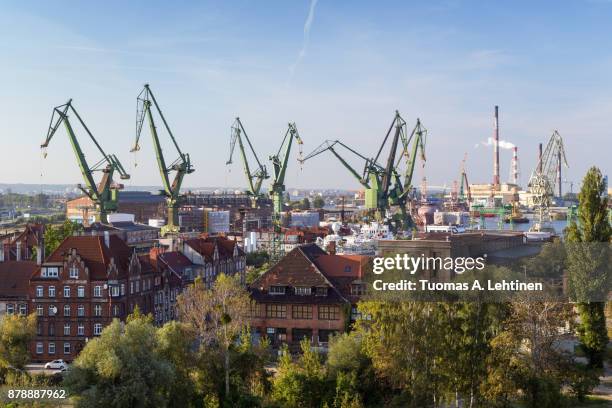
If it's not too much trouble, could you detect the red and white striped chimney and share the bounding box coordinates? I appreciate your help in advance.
[492,105,500,189]
[511,146,519,185]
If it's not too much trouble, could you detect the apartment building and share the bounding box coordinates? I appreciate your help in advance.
[248,244,369,350]
[29,233,131,362]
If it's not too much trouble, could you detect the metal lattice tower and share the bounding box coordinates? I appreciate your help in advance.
[527,130,568,231]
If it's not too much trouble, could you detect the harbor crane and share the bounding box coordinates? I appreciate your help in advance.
[458,153,471,203]
[132,84,194,236]
[269,123,303,261]
[41,99,130,224]
[528,130,568,232]
[226,118,269,208]
[300,111,426,231]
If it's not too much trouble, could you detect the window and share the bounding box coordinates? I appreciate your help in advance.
[63,286,70,298]
[344,265,352,272]
[48,286,55,297]
[250,303,264,317]
[36,286,43,297]
[351,283,366,296]
[36,305,43,316]
[77,324,85,336]
[48,342,55,355]
[294,286,312,296]
[37,322,43,336]
[48,305,56,316]
[36,342,43,354]
[19,304,27,315]
[94,323,102,335]
[69,266,79,279]
[48,323,55,336]
[94,304,102,317]
[77,286,84,298]
[111,286,120,297]
[63,323,70,336]
[292,305,313,319]
[94,286,102,297]
[113,305,120,317]
[120,284,125,296]
[269,286,286,295]
[135,281,140,293]
[266,304,286,319]
[63,342,71,355]
[130,281,134,294]
[63,305,70,317]
[315,287,328,296]
[42,267,59,278]
[6,304,14,315]
[318,305,340,320]
[77,305,85,317]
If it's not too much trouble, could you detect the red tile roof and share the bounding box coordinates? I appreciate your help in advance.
[35,235,131,280]
[0,261,37,299]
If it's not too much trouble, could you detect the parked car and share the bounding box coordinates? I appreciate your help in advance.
[44,359,67,370]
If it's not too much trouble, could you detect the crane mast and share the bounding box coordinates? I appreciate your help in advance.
[132,84,194,236]
[41,99,130,223]
[227,117,269,208]
[269,123,303,261]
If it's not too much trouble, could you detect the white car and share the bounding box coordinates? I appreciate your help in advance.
[44,359,67,370]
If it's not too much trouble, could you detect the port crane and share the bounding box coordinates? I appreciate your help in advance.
[300,111,426,231]
[226,118,269,208]
[41,99,130,224]
[269,123,303,261]
[132,84,194,236]
[458,153,471,203]
[528,130,568,232]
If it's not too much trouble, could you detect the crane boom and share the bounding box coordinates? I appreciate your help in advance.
[41,100,130,223]
[227,117,269,207]
[133,84,194,235]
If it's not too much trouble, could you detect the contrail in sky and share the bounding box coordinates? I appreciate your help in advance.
[288,0,319,82]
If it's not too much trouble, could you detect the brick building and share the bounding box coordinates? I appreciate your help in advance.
[181,236,246,286]
[0,261,36,317]
[248,244,369,349]
[66,191,166,224]
[29,234,132,362]
[1,224,44,262]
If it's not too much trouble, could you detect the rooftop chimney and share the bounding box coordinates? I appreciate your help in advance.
[492,105,500,189]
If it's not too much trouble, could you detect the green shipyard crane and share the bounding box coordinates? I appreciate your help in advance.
[41,99,130,223]
[226,117,269,208]
[300,111,426,232]
[269,122,303,261]
[132,84,194,236]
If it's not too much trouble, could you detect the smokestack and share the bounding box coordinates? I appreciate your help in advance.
[511,147,519,185]
[492,105,500,189]
[538,143,543,173]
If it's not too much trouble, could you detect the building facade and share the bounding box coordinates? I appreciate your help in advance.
[29,234,132,362]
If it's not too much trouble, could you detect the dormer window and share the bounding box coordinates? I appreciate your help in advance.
[269,285,286,295]
[69,266,79,279]
[315,286,328,296]
[294,286,312,296]
[41,267,59,278]
[344,265,352,272]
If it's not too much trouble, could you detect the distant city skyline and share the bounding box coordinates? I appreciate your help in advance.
[0,1,610,191]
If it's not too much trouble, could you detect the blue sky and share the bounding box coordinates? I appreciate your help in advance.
[1,0,610,191]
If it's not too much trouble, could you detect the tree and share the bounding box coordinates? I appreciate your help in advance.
[313,196,325,209]
[64,315,175,407]
[300,197,311,210]
[43,220,83,256]
[0,313,37,379]
[565,167,611,370]
[176,274,251,399]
